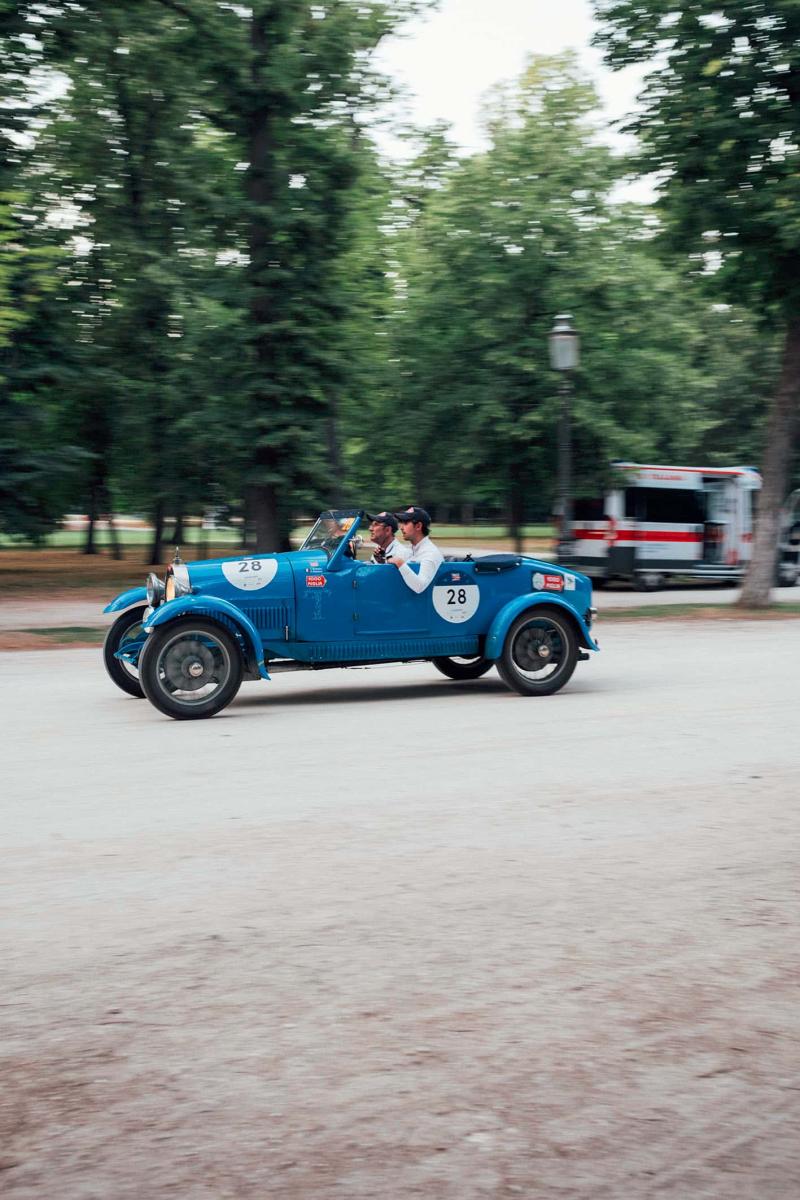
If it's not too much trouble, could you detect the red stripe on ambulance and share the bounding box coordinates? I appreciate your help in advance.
[572,528,703,543]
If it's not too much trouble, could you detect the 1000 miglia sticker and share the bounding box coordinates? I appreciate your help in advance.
[432,571,480,623]
[221,558,278,591]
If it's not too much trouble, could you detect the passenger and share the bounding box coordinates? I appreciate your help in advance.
[368,511,409,564]
[389,506,444,593]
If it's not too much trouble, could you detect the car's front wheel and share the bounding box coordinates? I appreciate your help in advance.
[432,655,494,681]
[139,620,243,720]
[103,605,148,698]
[496,608,578,696]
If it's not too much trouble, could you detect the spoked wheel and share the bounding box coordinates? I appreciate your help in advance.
[103,605,148,698]
[139,620,243,720]
[432,655,494,681]
[496,608,578,696]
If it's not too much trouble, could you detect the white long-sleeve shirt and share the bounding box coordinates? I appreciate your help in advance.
[397,535,444,593]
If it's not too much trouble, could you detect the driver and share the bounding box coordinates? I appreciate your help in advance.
[368,511,408,564]
[322,514,357,557]
[388,506,443,593]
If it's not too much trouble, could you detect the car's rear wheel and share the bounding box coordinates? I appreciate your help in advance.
[139,620,243,720]
[432,655,494,681]
[496,608,578,696]
[103,605,148,698]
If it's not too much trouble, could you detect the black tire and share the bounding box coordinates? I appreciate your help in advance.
[432,654,494,681]
[634,572,662,592]
[103,605,148,698]
[139,619,243,720]
[496,608,579,697]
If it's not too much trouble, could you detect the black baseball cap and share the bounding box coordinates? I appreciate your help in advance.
[395,506,431,527]
[368,511,398,532]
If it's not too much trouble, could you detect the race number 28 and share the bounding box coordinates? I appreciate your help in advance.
[222,558,278,591]
[433,582,480,624]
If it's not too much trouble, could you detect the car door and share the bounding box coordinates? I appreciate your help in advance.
[352,562,431,639]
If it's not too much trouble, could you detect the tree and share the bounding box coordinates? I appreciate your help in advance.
[167,0,432,549]
[1,2,241,557]
[0,190,87,541]
[384,56,775,540]
[387,57,624,544]
[594,0,800,603]
[2,0,432,553]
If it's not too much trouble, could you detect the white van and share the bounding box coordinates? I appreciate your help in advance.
[560,462,799,589]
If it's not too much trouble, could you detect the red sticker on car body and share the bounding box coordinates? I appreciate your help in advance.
[306,575,326,587]
[544,575,564,591]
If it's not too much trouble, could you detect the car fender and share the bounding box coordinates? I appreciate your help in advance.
[143,595,270,680]
[104,587,148,614]
[485,594,599,659]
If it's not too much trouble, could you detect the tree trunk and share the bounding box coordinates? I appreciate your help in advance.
[84,485,98,555]
[241,491,252,549]
[171,509,185,549]
[326,414,344,508]
[245,10,286,553]
[149,498,165,566]
[250,482,285,553]
[105,488,123,560]
[738,318,800,607]
[508,472,525,554]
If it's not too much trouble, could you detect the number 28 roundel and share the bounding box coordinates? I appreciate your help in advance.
[432,571,480,624]
[221,557,279,591]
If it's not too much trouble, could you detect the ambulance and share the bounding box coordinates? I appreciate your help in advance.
[560,462,800,589]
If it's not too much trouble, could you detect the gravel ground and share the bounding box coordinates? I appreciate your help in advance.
[2,621,799,1198]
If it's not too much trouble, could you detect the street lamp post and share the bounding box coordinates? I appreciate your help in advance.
[548,314,580,562]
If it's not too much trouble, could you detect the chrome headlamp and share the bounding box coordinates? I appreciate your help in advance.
[146,572,165,607]
[165,559,191,602]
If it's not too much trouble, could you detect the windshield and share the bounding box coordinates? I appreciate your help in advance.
[301,510,362,556]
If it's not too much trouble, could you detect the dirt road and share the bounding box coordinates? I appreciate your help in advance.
[2,621,799,1198]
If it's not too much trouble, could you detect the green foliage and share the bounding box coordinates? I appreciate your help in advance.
[1,0,435,549]
[0,8,785,549]
[378,54,776,522]
[594,0,800,314]
[593,0,800,605]
[0,192,86,539]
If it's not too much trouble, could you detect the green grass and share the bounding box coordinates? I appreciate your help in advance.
[0,528,243,550]
[0,522,555,551]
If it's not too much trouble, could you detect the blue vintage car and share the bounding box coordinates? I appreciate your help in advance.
[103,509,599,720]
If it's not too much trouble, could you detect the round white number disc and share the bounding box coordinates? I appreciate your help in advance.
[432,582,480,624]
[221,558,278,591]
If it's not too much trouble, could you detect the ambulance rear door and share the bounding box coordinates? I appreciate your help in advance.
[703,470,757,568]
[626,469,705,573]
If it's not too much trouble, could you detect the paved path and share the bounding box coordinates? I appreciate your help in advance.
[2,622,799,1198]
